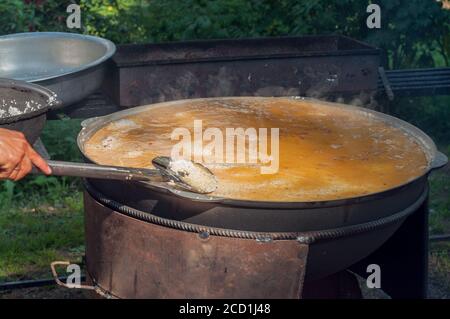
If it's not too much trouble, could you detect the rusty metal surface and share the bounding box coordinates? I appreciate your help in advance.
[84,181,429,281]
[104,36,380,107]
[302,271,362,299]
[84,192,308,299]
[48,91,124,119]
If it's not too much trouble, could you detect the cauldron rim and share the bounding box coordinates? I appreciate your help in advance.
[77,96,447,209]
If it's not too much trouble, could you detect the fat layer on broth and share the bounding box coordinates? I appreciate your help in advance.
[84,98,428,201]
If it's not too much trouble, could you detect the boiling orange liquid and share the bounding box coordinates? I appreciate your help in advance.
[84,98,428,201]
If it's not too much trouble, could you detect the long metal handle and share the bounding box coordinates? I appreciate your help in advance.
[36,160,160,182]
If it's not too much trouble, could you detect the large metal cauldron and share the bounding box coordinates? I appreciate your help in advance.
[78,97,447,287]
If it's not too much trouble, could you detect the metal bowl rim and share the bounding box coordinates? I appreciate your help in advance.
[0,78,58,124]
[0,32,116,82]
[77,96,445,208]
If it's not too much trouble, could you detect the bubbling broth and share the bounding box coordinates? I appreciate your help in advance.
[84,98,429,201]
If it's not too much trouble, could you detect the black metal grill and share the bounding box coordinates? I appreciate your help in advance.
[378,67,450,97]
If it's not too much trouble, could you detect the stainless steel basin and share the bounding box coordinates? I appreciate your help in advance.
[0,32,116,108]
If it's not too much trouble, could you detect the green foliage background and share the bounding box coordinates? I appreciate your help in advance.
[1,0,449,69]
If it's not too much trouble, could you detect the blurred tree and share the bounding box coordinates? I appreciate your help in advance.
[0,0,448,68]
[141,0,449,69]
[0,0,72,33]
[80,0,148,44]
[0,0,29,34]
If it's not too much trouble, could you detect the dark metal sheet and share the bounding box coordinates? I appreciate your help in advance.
[103,35,380,107]
[84,192,308,299]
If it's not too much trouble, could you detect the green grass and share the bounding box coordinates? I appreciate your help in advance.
[0,119,84,282]
[0,194,84,281]
[429,241,450,296]
[427,144,450,294]
[428,144,450,235]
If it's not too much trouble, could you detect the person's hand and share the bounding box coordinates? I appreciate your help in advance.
[0,128,51,181]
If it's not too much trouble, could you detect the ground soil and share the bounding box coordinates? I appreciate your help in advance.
[1,271,448,299]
